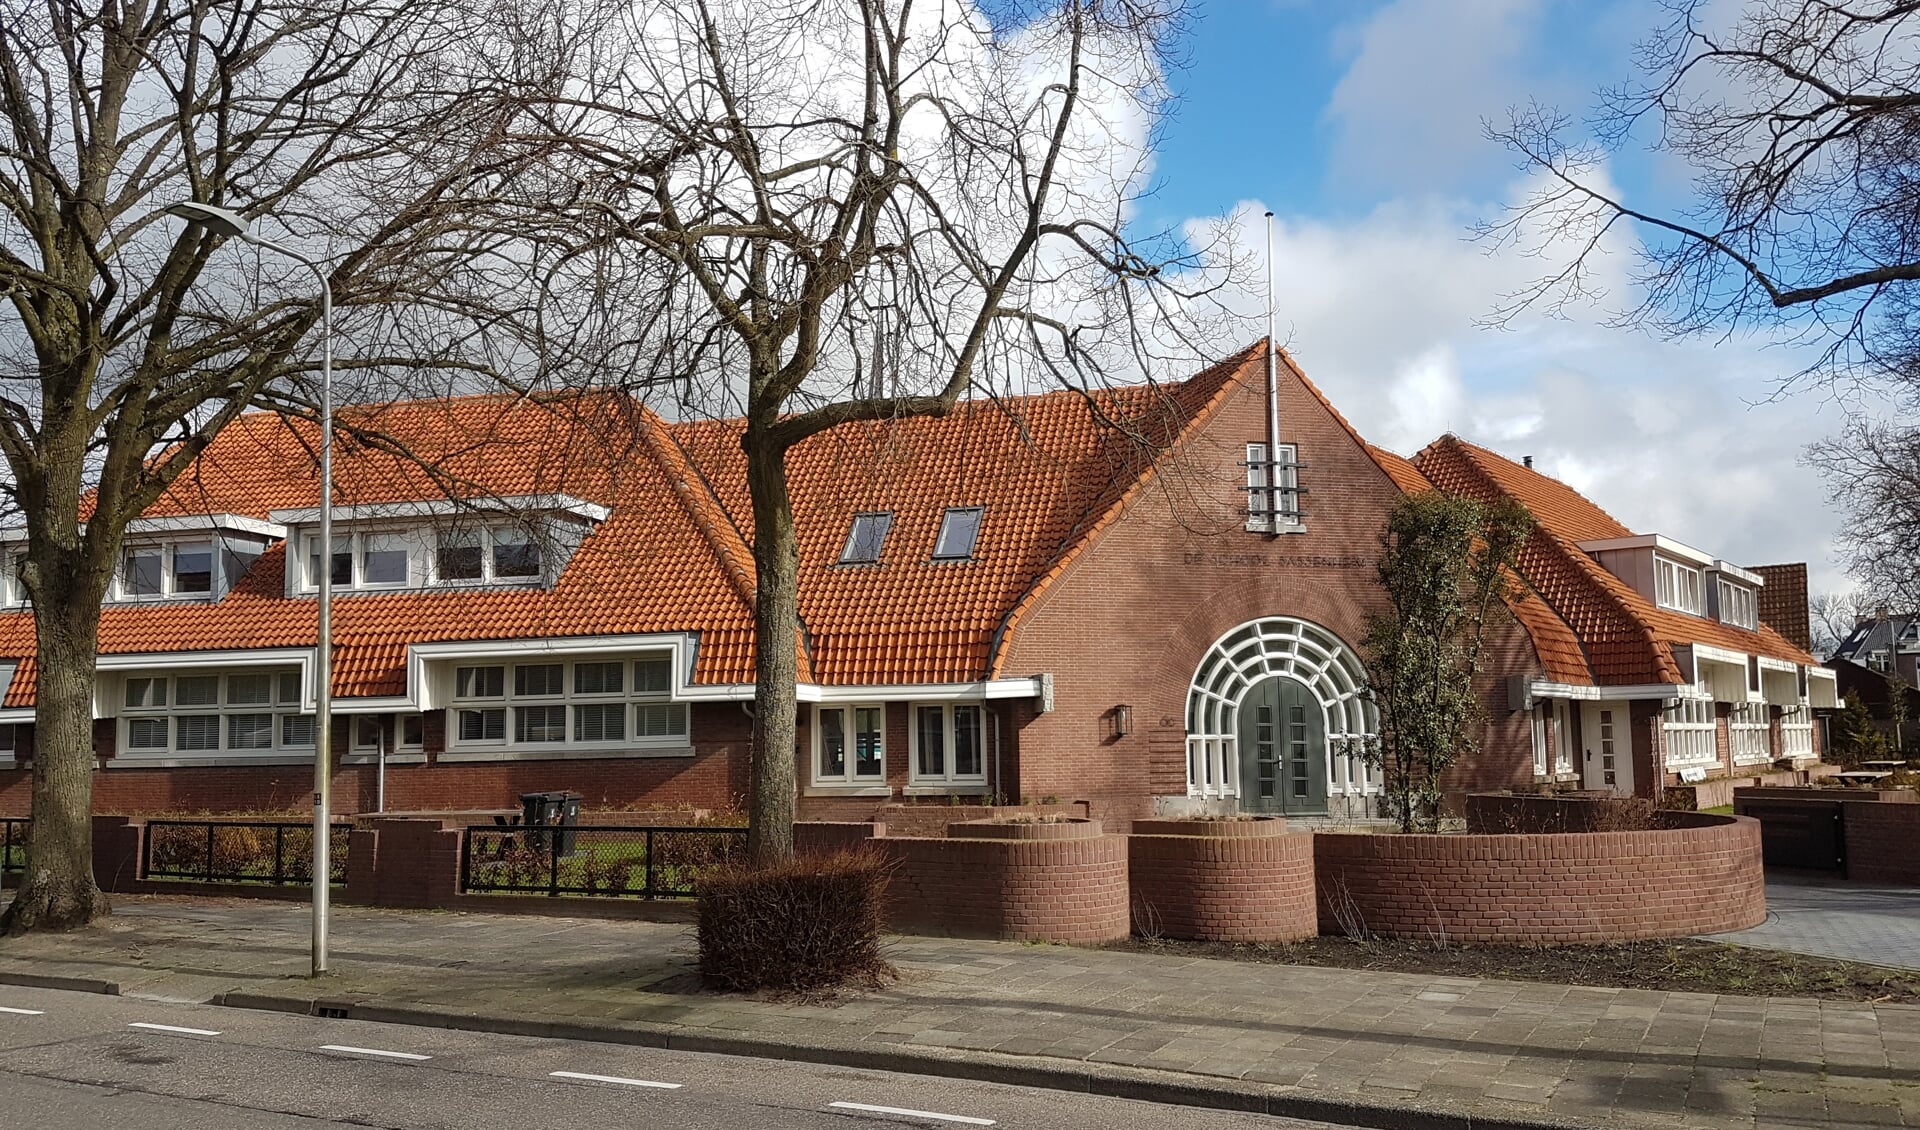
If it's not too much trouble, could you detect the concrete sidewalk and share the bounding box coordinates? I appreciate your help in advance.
[0,896,1915,1130]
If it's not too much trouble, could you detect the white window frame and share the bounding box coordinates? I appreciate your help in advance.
[1551,698,1574,775]
[1729,701,1771,766]
[297,524,548,594]
[1531,705,1550,777]
[0,549,24,607]
[1655,555,1704,615]
[907,701,988,787]
[117,667,312,762]
[812,703,887,788]
[445,654,689,758]
[1781,705,1815,759]
[1662,693,1718,768]
[1531,700,1575,778]
[1717,579,1758,630]
[113,538,222,602]
[1245,442,1302,534]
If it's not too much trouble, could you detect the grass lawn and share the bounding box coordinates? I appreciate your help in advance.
[1105,935,1920,1003]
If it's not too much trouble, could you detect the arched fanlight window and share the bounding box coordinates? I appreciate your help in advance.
[1184,617,1377,799]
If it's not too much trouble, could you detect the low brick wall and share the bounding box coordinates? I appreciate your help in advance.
[1845,801,1920,885]
[871,802,1090,838]
[1128,819,1315,942]
[1464,793,1655,834]
[1312,814,1766,943]
[876,820,1129,943]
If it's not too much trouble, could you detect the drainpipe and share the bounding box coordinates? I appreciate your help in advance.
[1264,210,1282,531]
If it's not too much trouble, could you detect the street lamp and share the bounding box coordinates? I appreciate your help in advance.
[164,200,334,977]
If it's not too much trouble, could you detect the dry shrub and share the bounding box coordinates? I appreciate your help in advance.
[988,813,1079,825]
[696,848,894,994]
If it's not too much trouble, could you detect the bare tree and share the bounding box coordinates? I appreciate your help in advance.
[1481,0,1920,390]
[0,0,604,931]
[1808,421,1920,614]
[507,0,1242,865]
[1808,590,1871,658]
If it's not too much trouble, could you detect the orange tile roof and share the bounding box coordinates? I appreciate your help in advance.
[0,353,1251,703]
[1412,435,1816,688]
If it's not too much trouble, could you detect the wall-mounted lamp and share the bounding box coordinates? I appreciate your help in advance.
[1109,704,1134,740]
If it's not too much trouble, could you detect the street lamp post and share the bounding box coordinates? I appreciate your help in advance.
[164,201,334,977]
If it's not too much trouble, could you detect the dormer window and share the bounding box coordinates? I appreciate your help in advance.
[933,507,984,561]
[298,524,549,592]
[1717,578,1757,630]
[117,539,221,601]
[1654,556,1703,615]
[838,512,893,565]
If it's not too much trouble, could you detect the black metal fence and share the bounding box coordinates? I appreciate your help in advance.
[1,817,24,876]
[143,820,350,886]
[460,824,747,899]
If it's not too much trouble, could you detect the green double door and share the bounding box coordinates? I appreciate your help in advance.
[1237,676,1327,815]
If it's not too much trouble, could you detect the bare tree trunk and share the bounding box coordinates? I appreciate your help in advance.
[3,589,108,933]
[745,428,799,867]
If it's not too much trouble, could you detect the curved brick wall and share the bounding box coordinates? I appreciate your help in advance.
[947,818,1100,840]
[879,826,1129,943]
[1128,821,1316,943]
[1313,815,1766,943]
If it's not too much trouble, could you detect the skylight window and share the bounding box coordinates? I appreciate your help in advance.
[838,512,893,565]
[933,507,984,561]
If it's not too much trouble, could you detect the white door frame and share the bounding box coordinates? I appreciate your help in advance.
[1579,701,1634,796]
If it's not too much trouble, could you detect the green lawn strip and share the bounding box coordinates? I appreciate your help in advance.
[1104,935,1920,1003]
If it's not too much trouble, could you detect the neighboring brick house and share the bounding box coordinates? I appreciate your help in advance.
[1411,439,1836,795]
[0,342,1837,821]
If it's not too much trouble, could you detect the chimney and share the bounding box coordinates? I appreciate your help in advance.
[1522,455,1533,469]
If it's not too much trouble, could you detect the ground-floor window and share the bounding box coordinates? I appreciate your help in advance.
[909,702,985,786]
[1662,696,1717,767]
[118,668,311,759]
[1729,701,1771,766]
[814,703,885,785]
[1781,705,1814,759]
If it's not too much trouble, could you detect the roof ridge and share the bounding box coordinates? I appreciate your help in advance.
[631,407,759,612]
[1424,436,1684,686]
[985,341,1265,678]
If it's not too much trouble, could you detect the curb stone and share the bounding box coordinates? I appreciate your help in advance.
[0,970,121,996]
[211,989,1586,1130]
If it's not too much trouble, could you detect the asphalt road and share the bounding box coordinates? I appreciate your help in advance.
[0,985,1338,1129]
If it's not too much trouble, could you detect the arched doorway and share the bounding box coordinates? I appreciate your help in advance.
[1185,617,1376,815]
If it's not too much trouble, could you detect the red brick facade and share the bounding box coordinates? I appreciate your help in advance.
[1312,814,1766,943]
[1844,800,1920,886]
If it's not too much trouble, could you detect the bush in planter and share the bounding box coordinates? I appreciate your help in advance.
[696,847,893,993]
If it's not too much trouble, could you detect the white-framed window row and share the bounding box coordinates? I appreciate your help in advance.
[1729,701,1772,766]
[1717,579,1758,630]
[1662,692,1718,768]
[346,712,428,765]
[908,701,987,790]
[812,703,887,791]
[1781,705,1815,760]
[299,523,547,594]
[118,668,313,762]
[1244,442,1303,533]
[443,655,688,760]
[1655,555,1704,616]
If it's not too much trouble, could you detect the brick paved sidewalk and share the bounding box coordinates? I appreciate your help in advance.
[0,895,1916,1129]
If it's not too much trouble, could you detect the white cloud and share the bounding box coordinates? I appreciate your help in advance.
[1207,195,1852,592]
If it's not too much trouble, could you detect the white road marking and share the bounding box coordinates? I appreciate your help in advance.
[0,1006,45,1016]
[549,1070,682,1090]
[828,1101,995,1126]
[128,1022,221,1036]
[319,1044,431,1061]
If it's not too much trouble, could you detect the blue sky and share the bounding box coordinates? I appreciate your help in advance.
[1121,0,1856,593]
